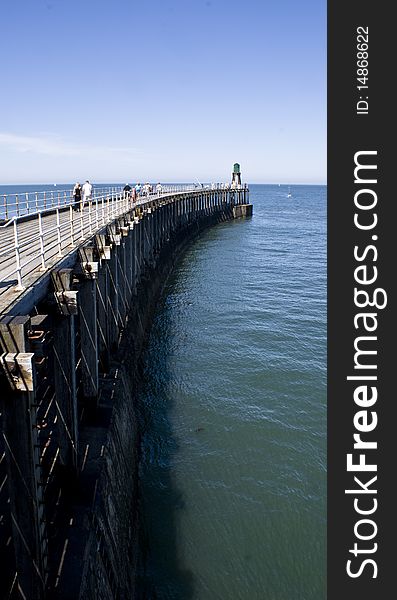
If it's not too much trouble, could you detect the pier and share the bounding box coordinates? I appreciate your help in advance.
[0,178,252,599]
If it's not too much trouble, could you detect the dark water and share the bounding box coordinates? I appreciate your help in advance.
[138,184,327,600]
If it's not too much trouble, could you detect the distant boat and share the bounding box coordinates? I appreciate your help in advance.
[287,186,292,198]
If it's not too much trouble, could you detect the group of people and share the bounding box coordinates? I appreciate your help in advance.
[72,181,237,211]
[72,180,92,211]
[123,182,163,198]
[72,180,165,211]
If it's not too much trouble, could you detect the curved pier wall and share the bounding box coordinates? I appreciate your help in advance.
[0,191,251,600]
[73,199,248,599]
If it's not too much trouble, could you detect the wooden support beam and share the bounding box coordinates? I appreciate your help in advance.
[96,260,110,372]
[0,315,47,600]
[118,234,128,326]
[125,219,134,301]
[134,218,142,286]
[106,236,120,351]
[129,221,136,296]
[51,269,79,471]
[77,248,99,408]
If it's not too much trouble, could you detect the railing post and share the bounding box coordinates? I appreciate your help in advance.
[69,205,75,247]
[101,195,105,225]
[76,202,82,240]
[56,208,62,256]
[13,219,25,291]
[110,194,115,221]
[120,192,124,216]
[38,212,46,271]
[88,200,92,235]
[95,198,99,231]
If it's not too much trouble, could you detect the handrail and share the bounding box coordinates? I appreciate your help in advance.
[0,186,123,221]
[0,184,249,297]
[0,183,246,221]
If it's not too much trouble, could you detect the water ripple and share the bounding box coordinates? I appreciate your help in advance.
[138,185,326,600]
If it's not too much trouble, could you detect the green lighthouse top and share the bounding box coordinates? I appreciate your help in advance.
[233,163,241,174]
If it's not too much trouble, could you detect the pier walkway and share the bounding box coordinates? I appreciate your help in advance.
[0,184,238,314]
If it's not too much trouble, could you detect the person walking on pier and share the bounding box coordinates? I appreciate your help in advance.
[123,183,132,198]
[135,182,142,197]
[72,182,82,210]
[82,180,93,207]
[156,182,163,196]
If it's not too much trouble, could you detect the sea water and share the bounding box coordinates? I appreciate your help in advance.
[138,184,326,599]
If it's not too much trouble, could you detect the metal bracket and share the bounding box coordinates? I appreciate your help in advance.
[27,330,46,358]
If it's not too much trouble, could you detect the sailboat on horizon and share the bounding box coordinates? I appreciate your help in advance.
[287,186,292,198]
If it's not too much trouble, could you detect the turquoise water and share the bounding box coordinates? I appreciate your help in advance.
[138,184,326,599]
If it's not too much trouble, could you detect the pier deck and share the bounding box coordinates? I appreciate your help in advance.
[0,187,212,314]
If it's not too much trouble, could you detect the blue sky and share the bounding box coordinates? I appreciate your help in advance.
[0,0,326,184]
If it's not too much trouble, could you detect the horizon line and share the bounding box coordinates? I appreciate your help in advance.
[0,180,327,187]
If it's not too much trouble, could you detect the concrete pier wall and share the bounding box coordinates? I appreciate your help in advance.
[0,190,252,600]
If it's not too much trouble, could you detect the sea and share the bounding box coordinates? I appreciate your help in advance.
[137,184,327,600]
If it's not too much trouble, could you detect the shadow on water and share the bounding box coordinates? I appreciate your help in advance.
[136,295,195,600]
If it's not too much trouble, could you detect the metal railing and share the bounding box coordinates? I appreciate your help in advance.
[0,183,247,297]
[0,186,123,221]
[0,183,246,221]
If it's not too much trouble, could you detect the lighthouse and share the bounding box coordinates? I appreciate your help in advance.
[231,163,242,187]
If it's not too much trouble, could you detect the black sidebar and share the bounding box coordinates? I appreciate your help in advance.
[328,2,395,599]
